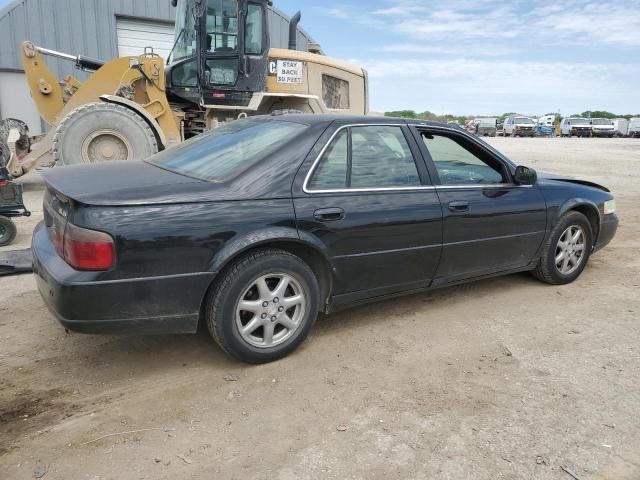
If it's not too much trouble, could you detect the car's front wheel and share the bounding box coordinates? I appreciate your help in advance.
[533,211,593,285]
[205,249,320,363]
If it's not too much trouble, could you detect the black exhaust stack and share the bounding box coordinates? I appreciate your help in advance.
[288,11,301,50]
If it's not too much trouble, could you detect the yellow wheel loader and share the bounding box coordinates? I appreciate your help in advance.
[4,0,368,178]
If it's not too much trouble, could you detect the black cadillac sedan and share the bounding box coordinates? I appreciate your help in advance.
[32,114,618,363]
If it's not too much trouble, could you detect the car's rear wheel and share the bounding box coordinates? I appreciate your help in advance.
[0,216,17,247]
[533,211,593,285]
[205,249,320,363]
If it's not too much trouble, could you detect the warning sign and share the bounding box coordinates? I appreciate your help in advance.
[275,60,304,84]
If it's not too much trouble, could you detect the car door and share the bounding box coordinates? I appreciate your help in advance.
[293,122,443,301]
[410,126,547,285]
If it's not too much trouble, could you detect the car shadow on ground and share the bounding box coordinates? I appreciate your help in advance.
[39,272,543,373]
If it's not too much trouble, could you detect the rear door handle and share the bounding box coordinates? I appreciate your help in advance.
[313,207,345,222]
[448,201,469,213]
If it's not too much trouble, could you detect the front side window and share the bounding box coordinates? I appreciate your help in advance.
[206,0,239,53]
[307,125,421,191]
[245,4,265,55]
[421,133,506,185]
[148,119,308,181]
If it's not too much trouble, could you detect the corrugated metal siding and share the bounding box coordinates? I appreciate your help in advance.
[0,0,314,79]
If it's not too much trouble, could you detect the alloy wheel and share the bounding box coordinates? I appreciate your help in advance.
[235,273,307,348]
[555,225,587,275]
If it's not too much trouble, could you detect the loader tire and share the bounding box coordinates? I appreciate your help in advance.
[53,102,158,166]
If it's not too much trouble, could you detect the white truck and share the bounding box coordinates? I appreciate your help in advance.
[538,115,555,127]
[612,119,629,137]
[629,118,640,138]
[590,118,616,138]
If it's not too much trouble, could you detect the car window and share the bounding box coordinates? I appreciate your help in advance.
[350,126,420,188]
[147,119,308,181]
[307,130,348,190]
[421,133,506,185]
[307,125,421,191]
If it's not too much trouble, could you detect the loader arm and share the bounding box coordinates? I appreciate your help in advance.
[15,41,181,178]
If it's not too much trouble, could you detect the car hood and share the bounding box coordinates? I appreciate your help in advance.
[537,171,610,192]
[41,161,225,206]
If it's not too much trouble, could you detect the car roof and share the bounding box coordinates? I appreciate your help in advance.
[265,113,451,129]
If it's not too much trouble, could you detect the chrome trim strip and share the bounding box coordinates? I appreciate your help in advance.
[302,123,532,194]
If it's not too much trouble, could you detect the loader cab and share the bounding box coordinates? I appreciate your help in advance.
[166,0,269,108]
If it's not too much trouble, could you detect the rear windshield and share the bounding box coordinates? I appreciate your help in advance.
[147,119,308,181]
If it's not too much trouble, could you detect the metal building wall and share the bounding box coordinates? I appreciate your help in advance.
[0,0,314,79]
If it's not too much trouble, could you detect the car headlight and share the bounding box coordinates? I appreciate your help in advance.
[603,199,616,215]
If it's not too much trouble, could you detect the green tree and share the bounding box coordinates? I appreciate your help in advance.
[385,110,417,118]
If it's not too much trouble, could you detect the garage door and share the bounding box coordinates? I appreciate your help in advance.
[117,18,175,60]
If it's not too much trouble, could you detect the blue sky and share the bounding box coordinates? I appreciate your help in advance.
[276,0,640,116]
[2,0,637,116]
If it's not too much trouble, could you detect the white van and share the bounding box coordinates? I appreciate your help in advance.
[591,118,615,138]
[560,117,592,137]
[503,116,536,137]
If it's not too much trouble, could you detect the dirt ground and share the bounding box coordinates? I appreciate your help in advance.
[1,137,639,480]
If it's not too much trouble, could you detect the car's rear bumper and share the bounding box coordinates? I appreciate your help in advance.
[594,214,618,252]
[32,222,214,335]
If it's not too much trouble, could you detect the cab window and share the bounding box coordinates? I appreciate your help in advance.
[245,4,265,55]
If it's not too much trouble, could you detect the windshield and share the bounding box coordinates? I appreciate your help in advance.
[147,119,308,181]
[514,117,534,125]
[570,118,590,126]
[592,119,612,125]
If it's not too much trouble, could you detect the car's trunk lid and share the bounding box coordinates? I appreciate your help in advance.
[41,161,212,206]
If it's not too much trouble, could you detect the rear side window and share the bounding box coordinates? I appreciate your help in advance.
[307,125,421,191]
[148,119,308,181]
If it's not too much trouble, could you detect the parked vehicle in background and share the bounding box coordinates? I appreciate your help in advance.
[591,118,615,138]
[612,119,629,137]
[538,115,555,127]
[476,118,497,137]
[31,114,618,363]
[503,116,536,137]
[536,125,555,137]
[627,118,640,138]
[560,117,592,137]
[496,120,505,136]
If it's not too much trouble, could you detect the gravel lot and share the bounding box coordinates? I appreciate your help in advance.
[1,137,639,480]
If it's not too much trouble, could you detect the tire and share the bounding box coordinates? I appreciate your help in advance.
[52,102,158,166]
[0,216,17,247]
[205,248,320,363]
[532,211,593,285]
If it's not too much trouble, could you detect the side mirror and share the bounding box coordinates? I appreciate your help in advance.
[170,0,177,7]
[514,166,537,185]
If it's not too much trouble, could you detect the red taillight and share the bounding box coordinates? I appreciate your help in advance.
[0,179,7,187]
[62,223,115,271]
